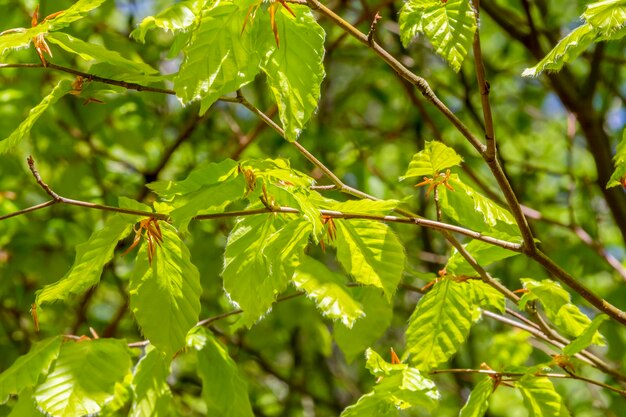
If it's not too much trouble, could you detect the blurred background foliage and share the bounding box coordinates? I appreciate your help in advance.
[0,0,625,415]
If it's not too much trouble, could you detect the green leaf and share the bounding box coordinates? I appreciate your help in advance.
[131,0,201,43]
[130,222,202,356]
[147,159,239,198]
[522,24,598,77]
[0,337,63,404]
[446,238,520,277]
[322,198,400,215]
[467,279,506,314]
[0,80,73,154]
[260,5,325,140]
[293,256,364,328]
[170,175,246,232]
[130,345,172,417]
[223,215,311,328]
[405,279,473,370]
[459,376,494,417]
[36,214,136,306]
[194,328,254,417]
[0,0,106,55]
[398,0,477,72]
[341,349,440,417]
[515,376,570,417]
[607,128,626,188]
[583,0,626,37]
[519,279,602,342]
[7,391,45,417]
[334,219,405,300]
[35,339,132,417]
[334,287,393,363]
[440,174,519,236]
[401,141,463,179]
[175,0,261,114]
[563,314,609,355]
[46,32,157,74]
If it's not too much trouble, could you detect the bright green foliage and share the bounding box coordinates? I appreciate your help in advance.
[459,376,494,417]
[260,6,326,141]
[334,287,393,363]
[607,128,626,188]
[401,141,463,179]
[0,0,106,56]
[486,331,533,368]
[446,239,520,277]
[148,159,240,198]
[398,0,477,72]
[36,214,136,306]
[129,223,202,356]
[341,349,440,416]
[174,0,261,114]
[524,0,626,77]
[131,0,201,43]
[441,175,519,236]
[129,346,172,417]
[46,33,157,75]
[519,279,604,343]
[515,376,571,417]
[7,391,43,417]
[293,256,364,328]
[222,214,311,327]
[334,219,405,300]
[467,279,506,314]
[0,337,62,403]
[563,314,609,355]
[193,328,254,417]
[322,198,399,215]
[404,278,473,370]
[34,339,132,417]
[0,80,72,153]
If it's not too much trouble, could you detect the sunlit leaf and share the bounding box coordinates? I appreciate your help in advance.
[147,159,239,198]
[46,32,157,74]
[293,256,364,328]
[193,328,254,417]
[321,198,400,215]
[405,279,473,370]
[36,214,136,306]
[130,223,202,356]
[583,0,626,36]
[0,337,62,404]
[223,215,311,328]
[459,376,494,417]
[398,0,477,72]
[607,128,626,188]
[130,345,172,417]
[260,5,325,140]
[446,238,520,277]
[334,287,393,363]
[401,141,463,179]
[131,0,201,43]
[0,80,73,154]
[7,390,44,417]
[467,279,506,314]
[335,219,405,300]
[515,376,571,417]
[563,314,609,355]
[35,339,132,417]
[175,0,261,114]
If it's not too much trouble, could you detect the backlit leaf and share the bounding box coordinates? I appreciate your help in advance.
[293,256,364,328]
[36,213,136,306]
[607,128,626,188]
[401,141,463,179]
[193,328,254,417]
[0,337,62,404]
[467,279,506,314]
[35,339,132,417]
[398,0,477,72]
[131,0,201,43]
[7,391,44,417]
[260,5,325,140]
[335,219,405,300]
[223,215,311,328]
[446,238,520,277]
[129,223,202,356]
[583,0,626,36]
[405,279,473,370]
[563,314,609,355]
[130,345,172,417]
[459,376,494,417]
[0,80,73,154]
[175,0,261,114]
[515,376,571,417]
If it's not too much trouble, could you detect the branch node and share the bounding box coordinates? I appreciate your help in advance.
[367,12,382,46]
